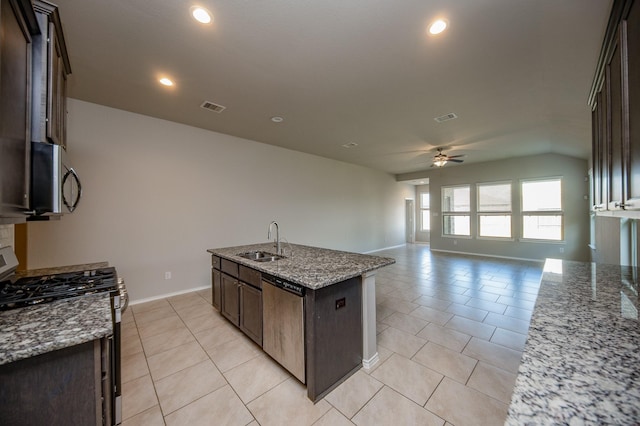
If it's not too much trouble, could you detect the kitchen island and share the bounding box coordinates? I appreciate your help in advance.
[506,259,640,424]
[207,242,395,400]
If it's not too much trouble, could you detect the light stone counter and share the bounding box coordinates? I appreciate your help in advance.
[0,292,112,366]
[207,242,395,289]
[506,259,640,424]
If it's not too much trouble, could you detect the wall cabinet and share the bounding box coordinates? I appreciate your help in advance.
[590,0,640,211]
[0,0,38,222]
[0,0,71,223]
[31,0,71,148]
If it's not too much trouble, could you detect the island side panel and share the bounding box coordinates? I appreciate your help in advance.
[361,271,379,368]
[305,276,362,402]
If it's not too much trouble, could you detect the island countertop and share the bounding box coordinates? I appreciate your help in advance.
[506,259,640,424]
[207,242,395,289]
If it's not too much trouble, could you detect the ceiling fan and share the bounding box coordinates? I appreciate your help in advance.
[431,148,465,167]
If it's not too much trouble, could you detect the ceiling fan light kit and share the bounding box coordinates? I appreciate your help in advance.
[431,148,464,167]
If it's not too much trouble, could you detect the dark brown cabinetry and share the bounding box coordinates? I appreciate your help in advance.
[211,255,221,309]
[0,339,110,425]
[221,272,240,326]
[217,257,262,345]
[0,0,38,222]
[590,0,640,210]
[305,276,362,401]
[31,0,71,148]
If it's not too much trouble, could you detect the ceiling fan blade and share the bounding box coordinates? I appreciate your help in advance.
[449,159,464,163]
[446,154,466,159]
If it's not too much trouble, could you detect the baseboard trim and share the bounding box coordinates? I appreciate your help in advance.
[362,352,380,369]
[363,243,407,254]
[430,248,543,263]
[130,285,209,306]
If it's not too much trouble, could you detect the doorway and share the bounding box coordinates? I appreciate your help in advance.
[405,199,415,243]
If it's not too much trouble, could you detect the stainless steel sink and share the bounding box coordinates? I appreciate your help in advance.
[237,251,285,262]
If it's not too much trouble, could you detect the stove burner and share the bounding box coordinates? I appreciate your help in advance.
[0,267,117,311]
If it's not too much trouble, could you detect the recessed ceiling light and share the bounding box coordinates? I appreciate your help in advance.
[271,116,284,123]
[190,6,212,24]
[159,77,174,86]
[428,19,448,35]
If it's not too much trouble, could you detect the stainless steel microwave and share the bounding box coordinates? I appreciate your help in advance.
[30,142,81,216]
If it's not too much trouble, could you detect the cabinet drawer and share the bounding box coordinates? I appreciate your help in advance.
[239,265,261,288]
[211,255,221,270]
[221,259,238,277]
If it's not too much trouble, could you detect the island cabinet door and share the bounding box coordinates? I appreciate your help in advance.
[220,273,239,326]
[239,283,262,345]
[211,269,221,310]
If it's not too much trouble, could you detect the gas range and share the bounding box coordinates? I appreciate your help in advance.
[0,267,117,311]
[0,246,126,425]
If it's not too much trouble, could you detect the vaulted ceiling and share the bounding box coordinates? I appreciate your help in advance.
[53,0,611,174]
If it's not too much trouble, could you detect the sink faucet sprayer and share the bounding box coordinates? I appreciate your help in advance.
[268,221,280,255]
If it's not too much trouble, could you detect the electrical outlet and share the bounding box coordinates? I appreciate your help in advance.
[559,248,564,253]
[453,240,457,245]
[165,271,172,280]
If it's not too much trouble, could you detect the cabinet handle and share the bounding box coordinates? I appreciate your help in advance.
[593,205,604,210]
[615,202,631,209]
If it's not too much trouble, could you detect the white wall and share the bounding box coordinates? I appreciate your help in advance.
[26,100,413,301]
[398,153,591,261]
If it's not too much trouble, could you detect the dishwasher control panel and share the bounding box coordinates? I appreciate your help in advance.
[263,274,305,297]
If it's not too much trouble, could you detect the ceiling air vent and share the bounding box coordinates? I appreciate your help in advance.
[200,101,226,113]
[434,112,458,123]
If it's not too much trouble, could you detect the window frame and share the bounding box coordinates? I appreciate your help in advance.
[520,177,564,242]
[441,184,471,237]
[419,191,430,232]
[476,181,513,240]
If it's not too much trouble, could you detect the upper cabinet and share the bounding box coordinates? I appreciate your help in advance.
[0,0,39,222]
[590,0,640,211]
[31,0,71,149]
[0,0,72,223]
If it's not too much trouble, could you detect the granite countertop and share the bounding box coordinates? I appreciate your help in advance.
[0,292,113,366]
[506,259,640,424]
[207,242,395,289]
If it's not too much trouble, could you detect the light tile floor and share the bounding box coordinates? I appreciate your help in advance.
[120,244,543,426]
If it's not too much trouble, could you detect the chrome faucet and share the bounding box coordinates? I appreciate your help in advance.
[268,221,280,255]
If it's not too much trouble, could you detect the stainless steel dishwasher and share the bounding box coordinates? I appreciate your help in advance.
[261,273,306,383]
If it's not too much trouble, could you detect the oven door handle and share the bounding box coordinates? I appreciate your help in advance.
[62,167,82,212]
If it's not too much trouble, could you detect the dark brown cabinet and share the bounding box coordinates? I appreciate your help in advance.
[221,272,240,326]
[239,283,262,344]
[590,0,640,211]
[217,257,263,345]
[625,0,640,201]
[0,0,38,222]
[211,255,221,309]
[0,339,110,425]
[31,0,71,148]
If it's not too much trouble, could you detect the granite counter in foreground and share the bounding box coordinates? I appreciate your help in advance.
[207,242,395,289]
[506,259,640,424]
[0,293,113,366]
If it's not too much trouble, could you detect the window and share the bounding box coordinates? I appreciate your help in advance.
[442,185,470,236]
[521,178,563,240]
[420,192,430,231]
[477,182,512,238]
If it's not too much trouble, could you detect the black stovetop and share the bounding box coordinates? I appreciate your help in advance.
[0,267,117,311]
